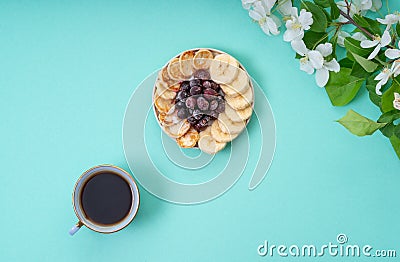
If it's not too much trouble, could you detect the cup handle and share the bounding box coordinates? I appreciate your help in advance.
[69,221,83,236]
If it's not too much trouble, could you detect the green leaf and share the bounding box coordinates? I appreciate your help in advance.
[301,1,328,32]
[378,110,400,123]
[303,31,328,49]
[351,53,378,72]
[330,32,338,58]
[389,135,400,159]
[321,8,332,22]
[325,68,364,106]
[339,58,354,68]
[328,0,340,19]
[366,74,381,107]
[381,81,400,113]
[344,37,373,58]
[351,62,369,78]
[314,0,330,7]
[380,123,395,137]
[396,23,400,37]
[337,110,388,136]
[395,125,400,139]
[353,14,382,35]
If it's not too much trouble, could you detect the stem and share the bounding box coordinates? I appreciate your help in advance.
[339,9,375,39]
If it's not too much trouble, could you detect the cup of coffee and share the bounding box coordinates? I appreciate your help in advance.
[69,165,140,235]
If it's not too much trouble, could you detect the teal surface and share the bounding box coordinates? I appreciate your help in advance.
[0,0,399,261]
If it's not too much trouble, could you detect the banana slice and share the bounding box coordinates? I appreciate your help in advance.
[198,127,226,154]
[158,108,180,126]
[210,120,238,143]
[164,119,191,138]
[179,50,195,77]
[158,66,175,87]
[154,96,173,114]
[176,127,199,148]
[225,86,253,110]
[155,83,177,100]
[229,69,250,94]
[218,112,245,135]
[193,49,214,69]
[167,57,184,80]
[209,54,239,84]
[225,104,253,122]
[220,70,250,97]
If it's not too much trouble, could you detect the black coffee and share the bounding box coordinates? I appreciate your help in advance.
[81,172,132,225]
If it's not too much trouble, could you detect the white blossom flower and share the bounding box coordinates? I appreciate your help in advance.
[314,43,341,87]
[360,30,391,60]
[394,92,400,110]
[283,7,313,42]
[374,61,400,95]
[248,0,281,36]
[291,41,340,87]
[337,0,382,22]
[377,13,400,29]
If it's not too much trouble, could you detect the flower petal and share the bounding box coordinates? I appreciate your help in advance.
[315,68,329,87]
[277,0,293,16]
[380,30,391,47]
[367,44,381,60]
[352,32,368,42]
[308,50,324,69]
[291,40,308,56]
[370,0,383,12]
[324,59,340,72]
[385,49,400,59]
[264,0,277,14]
[298,9,313,29]
[338,31,351,47]
[375,80,384,95]
[374,71,386,81]
[300,60,314,74]
[242,0,257,10]
[249,9,263,21]
[360,39,379,48]
[265,16,280,35]
[283,28,302,42]
[315,43,333,57]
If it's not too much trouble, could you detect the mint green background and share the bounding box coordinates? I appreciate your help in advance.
[1,1,399,261]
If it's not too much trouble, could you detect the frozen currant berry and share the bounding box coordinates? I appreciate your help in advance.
[181,81,190,92]
[190,85,202,96]
[187,116,197,125]
[209,111,219,119]
[216,101,225,113]
[209,100,218,111]
[193,109,203,120]
[203,88,218,96]
[197,97,209,111]
[175,101,185,109]
[185,96,197,109]
[202,80,212,89]
[190,79,201,87]
[176,91,189,101]
[177,108,188,119]
[210,81,219,90]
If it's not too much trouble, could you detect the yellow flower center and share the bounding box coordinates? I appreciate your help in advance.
[258,17,266,26]
[292,23,302,29]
